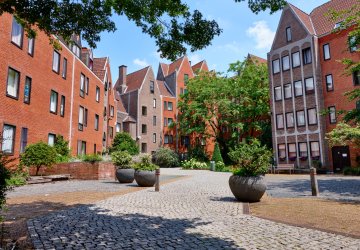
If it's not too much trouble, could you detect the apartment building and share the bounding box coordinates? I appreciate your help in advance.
[269,0,359,172]
[0,13,117,159]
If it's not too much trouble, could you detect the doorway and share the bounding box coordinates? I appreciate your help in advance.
[332,146,351,173]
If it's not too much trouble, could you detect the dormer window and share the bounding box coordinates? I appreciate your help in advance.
[286,27,292,42]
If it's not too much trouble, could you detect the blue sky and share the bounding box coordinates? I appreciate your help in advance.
[91,0,329,82]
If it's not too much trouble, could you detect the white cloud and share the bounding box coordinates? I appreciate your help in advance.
[246,21,275,50]
[188,54,201,64]
[217,42,242,54]
[133,58,149,68]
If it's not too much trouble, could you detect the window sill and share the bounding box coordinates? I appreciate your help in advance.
[6,94,19,100]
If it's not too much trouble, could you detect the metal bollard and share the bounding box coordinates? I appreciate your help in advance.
[310,167,319,196]
[210,161,215,171]
[155,168,160,192]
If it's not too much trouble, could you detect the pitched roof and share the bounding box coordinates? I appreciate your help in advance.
[125,67,149,92]
[157,80,174,97]
[93,57,107,81]
[168,56,185,75]
[192,61,205,72]
[160,63,169,76]
[247,54,267,65]
[123,115,136,123]
[288,4,315,35]
[115,91,127,113]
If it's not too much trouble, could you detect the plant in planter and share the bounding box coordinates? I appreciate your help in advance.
[133,154,159,187]
[111,151,134,183]
[228,139,272,202]
[153,147,180,168]
[83,154,103,164]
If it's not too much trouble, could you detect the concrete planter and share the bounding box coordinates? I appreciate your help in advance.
[229,175,266,202]
[134,170,156,187]
[115,168,135,183]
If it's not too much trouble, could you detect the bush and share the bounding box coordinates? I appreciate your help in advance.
[181,158,209,170]
[54,135,70,157]
[110,132,139,155]
[83,154,103,164]
[0,151,12,222]
[20,142,57,175]
[343,167,360,176]
[6,171,27,187]
[153,148,179,168]
[133,154,159,171]
[111,151,132,168]
[228,139,271,177]
[215,161,226,171]
[212,143,223,163]
[188,145,209,162]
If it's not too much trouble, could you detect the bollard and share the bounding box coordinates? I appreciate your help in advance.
[210,161,215,171]
[310,167,319,196]
[155,168,160,192]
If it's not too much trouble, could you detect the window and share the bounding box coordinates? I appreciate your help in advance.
[276,114,284,129]
[20,127,28,153]
[286,112,294,128]
[77,140,86,155]
[296,110,306,127]
[6,67,20,99]
[305,77,314,93]
[310,141,320,158]
[164,101,167,110]
[286,27,292,42]
[349,36,357,52]
[282,55,290,71]
[357,100,360,110]
[84,108,88,127]
[164,118,168,127]
[48,133,56,146]
[50,90,58,114]
[164,135,169,144]
[109,127,114,139]
[181,136,190,147]
[274,86,282,101]
[307,108,317,125]
[153,98,156,108]
[110,105,114,117]
[294,80,303,97]
[24,77,32,104]
[284,84,292,99]
[72,44,81,57]
[353,71,360,86]
[278,144,286,160]
[329,106,336,124]
[272,59,280,74]
[94,144,97,154]
[28,38,34,56]
[142,106,147,116]
[52,51,60,73]
[2,124,16,154]
[11,18,23,47]
[153,116,156,126]
[95,114,99,131]
[116,123,121,133]
[153,133,156,143]
[150,81,154,93]
[180,88,184,95]
[62,58,67,79]
[299,142,308,158]
[80,74,85,97]
[303,48,312,65]
[168,118,173,126]
[288,144,296,159]
[323,44,330,60]
[60,95,65,117]
[96,86,100,102]
[292,51,301,68]
[167,102,173,111]
[141,143,147,153]
[184,74,189,84]
[142,124,147,134]
[78,106,85,131]
[322,75,333,93]
[85,77,89,95]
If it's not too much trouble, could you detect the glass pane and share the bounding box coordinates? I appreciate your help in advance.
[2,125,15,153]
[50,91,57,112]
[282,56,290,71]
[284,84,292,98]
[11,18,23,46]
[24,77,31,103]
[297,111,305,126]
[292,52,300,67]
[305,78,314,91]
[308,109,317,125]
[52,51,59,72]
[294,81,303,96]
[7,68,19,97]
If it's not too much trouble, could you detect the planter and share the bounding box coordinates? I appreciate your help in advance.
[116,168,135,183]
[229,175,266,202]
[134,170,156,187]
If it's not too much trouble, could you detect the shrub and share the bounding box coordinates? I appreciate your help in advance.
[228,139,271,177]
[20,142,57,175]
[54,135,70,157]
[343,167,360,176]
[133,154,159,171]
[110,132,139,155]
[6,171,28,187]
[181,158,209,170]
[111,151,132,168]
[153,148,179,168]
[215,161,226,171]
[212,143,223,163]
[0,151,12,222]
[83,154,103,164]
[188,145,209,162]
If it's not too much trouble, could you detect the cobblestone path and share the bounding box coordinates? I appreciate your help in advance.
[28,169,360,249]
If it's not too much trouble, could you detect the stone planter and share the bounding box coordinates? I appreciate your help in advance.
[134,170,156,187]
[229,175,266,202]
[116,168,135,183]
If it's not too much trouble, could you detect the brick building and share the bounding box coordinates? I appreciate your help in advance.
[268,0,359,172]
[0,13,117,159]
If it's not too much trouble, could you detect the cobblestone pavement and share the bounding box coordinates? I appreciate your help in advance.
[266,174,360,201]
[28,169,360,249]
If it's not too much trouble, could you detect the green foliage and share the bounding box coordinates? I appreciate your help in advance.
[111,151,132,168]
[228,139,272,177]
[0,152,12,219]
[20,142,57,175]
[343,167,360,176]
[153,148,180,168]
[110,132,139,156]
[54,135,70,157]
[215,161,226,171]
[326,123,360,148]
[6,171,27,187]
[234,0,286,14]
[56,154,71,163]
[82,154,102,164]
[188,144,209,162]
[133,154,159,171]
[212,143,224,163]
[181,158,209,170]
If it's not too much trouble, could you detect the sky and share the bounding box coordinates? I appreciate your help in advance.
[90,0,329,82]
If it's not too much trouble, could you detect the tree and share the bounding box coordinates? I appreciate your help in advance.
[0,0,286,60]
[153,147,180,168]
[211,143,224,163]
[110,132,139,155]
[54,135,70,157]
[20,142,57,176]
[327,123,360,148]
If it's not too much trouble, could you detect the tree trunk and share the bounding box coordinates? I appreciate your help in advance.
[36,166,41,176]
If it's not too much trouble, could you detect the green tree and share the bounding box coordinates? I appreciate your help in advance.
[110,132,139,155]
[0,0,286,60]
[20,142,57,176]
[327,123,360,148]
[211,143,224,163]
[153,147,180,168]
[54,135,70,157]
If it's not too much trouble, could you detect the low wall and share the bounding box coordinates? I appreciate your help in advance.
[29,162,116,180]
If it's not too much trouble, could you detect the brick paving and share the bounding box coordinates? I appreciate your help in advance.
[28,169,360,249]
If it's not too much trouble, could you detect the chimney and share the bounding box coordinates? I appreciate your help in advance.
[118,65,127,93]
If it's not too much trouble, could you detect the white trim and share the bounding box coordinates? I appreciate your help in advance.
[68,54,76,148]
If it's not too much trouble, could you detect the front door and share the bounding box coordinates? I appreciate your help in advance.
[332,146,351,173]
